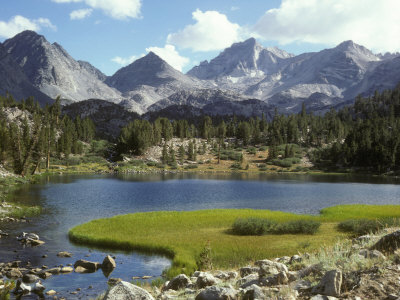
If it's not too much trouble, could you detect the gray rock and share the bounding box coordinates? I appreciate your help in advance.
[196,272,219,289]
[243,284,265,300]
[261,271,288,287]
[6,268,22,279]
[57,251,72,257]
[237,274,259,289]
[352,235,371,244]
[255,259,288,277]
[195,285,238,300]
[103,281,155,300]
[215,271,238,280]
[312,270,342,297]
[74,259,100,272]
[22,274,39,284]
[102,255,116,275]
[33,282,45,293]
[358,249,386,260]
[310,295,338,300]
[165,274,191,291]
[240,266,260,277]
[371,230,400,253]
[289,255,302,264]
[293,280,312,291]
[61,267,73,273]
[46,268,61,275]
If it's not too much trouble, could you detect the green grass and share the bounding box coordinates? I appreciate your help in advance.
[69,204,400,279]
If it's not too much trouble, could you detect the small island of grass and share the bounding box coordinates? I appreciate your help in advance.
[69,204,400,278]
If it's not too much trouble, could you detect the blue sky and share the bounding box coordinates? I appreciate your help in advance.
[1,0,399,76]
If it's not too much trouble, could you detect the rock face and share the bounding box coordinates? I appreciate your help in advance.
[103,281,155,300]
[106,52,205,114]
[3,30,122,104]
[0,43,52,105]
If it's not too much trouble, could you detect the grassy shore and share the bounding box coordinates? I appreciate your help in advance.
[69,204,400,278]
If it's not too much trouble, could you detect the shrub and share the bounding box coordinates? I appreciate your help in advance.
[338,218,400,235]
[232,218,276,235]
[232,218,321,235]
[272,220,321,235]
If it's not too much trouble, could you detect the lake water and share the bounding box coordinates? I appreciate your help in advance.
[2,172,400,298]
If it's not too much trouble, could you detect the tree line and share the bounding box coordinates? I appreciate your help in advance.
[0,94,95,176]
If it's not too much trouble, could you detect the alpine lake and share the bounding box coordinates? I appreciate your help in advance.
[2,172,400,299]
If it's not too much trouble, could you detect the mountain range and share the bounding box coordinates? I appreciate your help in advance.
[1,30,400,118]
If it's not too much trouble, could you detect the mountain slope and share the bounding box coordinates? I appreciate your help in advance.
[107,52,206,114]
[0,43,53,105]
[3,30,122,103]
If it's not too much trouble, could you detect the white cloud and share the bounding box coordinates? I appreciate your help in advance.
[111,55,137,66]
[146,45,189,71]
[0,15,56,39]
[70,8,93,20]
[254,0,400,53]
[52,0,141,20]
[167,9,242,52]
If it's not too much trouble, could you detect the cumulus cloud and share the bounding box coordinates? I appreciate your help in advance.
[70,8,93,20]
[146,45,189,71]
[0,15,56,39]
[254,0,400,53]
[167,9,242,52]
[52,0,141,20]
[111,55,137,66]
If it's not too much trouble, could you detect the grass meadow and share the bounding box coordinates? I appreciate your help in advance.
[69,204,400,278]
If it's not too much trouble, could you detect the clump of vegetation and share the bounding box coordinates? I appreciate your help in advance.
[232,218,276,235]
[338,218,400,235]
[231,218,321,235]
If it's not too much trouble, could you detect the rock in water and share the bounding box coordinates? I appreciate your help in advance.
[74,259,100,272]
[103,281,155,300]
[102,255,116,273]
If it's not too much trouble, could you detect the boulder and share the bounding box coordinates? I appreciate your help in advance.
[75,266,90,273]
[57,251,72,257]
[240,266,260,277]
[165,274,191,291]
[74,259,100,272]
[6,268,22,279]
[22,274,39,284]
[195,286,238,300]
[46,268,61,275]
[310,295,338,300]
[102,255,116,272]
[196,272,219,289]
[30,239,45,246]
[243,284,266,300]
[237,274,259,289]
[46,290,57,296]
[255,259,288,277]
[358,249,386,260]
[215,271,238,280]
[293,280,312,291]
[312,270,342,297]
[289,255,302,264]
[33,282,45,293]
[275,256,291,264]
[103,281,155,300]
[371,230,400,253]
[61,267,73,273]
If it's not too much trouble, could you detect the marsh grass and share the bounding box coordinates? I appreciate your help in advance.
[69,204,400,279]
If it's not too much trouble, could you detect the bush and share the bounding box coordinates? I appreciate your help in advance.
[272,220,321,235]
[232,218,321,235]
[232,218,276,235]
[338,218,400,235]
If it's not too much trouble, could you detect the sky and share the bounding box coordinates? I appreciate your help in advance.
[0,0,399,76]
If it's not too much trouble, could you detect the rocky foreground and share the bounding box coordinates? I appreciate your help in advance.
[2,229,400,299]
[102,229,400,300]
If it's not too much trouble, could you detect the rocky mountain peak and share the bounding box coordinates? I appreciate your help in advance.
[3,30,122,103]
